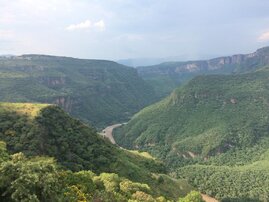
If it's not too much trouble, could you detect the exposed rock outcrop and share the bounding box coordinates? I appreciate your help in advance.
[137,46,269,77]
[54,97,73,112]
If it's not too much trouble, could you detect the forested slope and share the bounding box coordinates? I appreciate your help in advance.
[0,102,195,201]
[0,55,156,127]
[114,66,269,201]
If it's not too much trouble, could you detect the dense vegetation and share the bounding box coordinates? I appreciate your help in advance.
[177,160,269,201]
[0,102,196,201]
[114,66,269,201]
[0,55,156,127]
[0,144,197,202]
[178,191,204,202]
[137,46,269,97]
[0,103,118,172]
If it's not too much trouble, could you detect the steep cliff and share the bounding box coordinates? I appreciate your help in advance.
[137,46,269,97]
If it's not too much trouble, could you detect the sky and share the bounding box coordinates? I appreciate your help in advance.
[1,0,269,61]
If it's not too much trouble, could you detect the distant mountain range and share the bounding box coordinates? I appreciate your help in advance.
[117,54,220,67]
[0,54,15,58]
[117,57,186,67]
[137,46,269,97]
[117,58,167,67]
[1,47,269,127]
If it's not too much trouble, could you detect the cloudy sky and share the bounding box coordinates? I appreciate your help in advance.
[1,0,269,60]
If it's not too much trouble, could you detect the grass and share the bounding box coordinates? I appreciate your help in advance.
[0,102,49,118]
[126,149,156,160]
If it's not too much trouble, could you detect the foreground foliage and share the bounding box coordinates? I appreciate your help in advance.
[0,103,193,201]
[0,150,164,201]
[0,142,197,202]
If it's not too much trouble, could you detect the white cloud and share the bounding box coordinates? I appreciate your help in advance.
[258,31,269,42]
[66,20,92,31]
[66,20,105,31]
[94,20,105,31]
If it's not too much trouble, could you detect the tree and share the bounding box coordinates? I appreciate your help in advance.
[0,153,61,202]
[178,191,204,202]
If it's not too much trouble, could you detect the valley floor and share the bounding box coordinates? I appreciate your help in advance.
[99,123,124,144]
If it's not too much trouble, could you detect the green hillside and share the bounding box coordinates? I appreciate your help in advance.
[0,102,194,201]
[114,66,269,201]
[0,55,156,127]
[177,158,269,201]
[138,46,269,97]
[0,142,197,202]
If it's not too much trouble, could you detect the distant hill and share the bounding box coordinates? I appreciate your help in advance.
[117,58,162,67]
[0,55,156,127]
[114,66,269,201]
[0,54,15,58]
[137,46,269,97]
[117,54,218,67]
[117,57,178,67]
[0,102,195,201]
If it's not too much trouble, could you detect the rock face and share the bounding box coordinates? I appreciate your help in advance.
[54,97,73,112]
[138,47,269,77]
[136,46,269,97]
